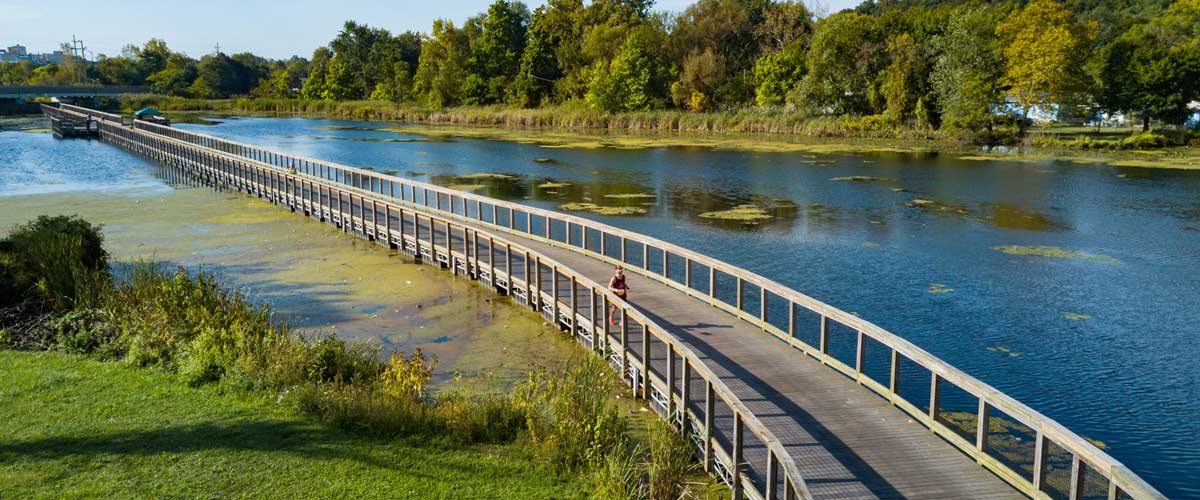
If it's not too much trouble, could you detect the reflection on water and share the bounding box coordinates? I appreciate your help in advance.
[5,116,1200,498]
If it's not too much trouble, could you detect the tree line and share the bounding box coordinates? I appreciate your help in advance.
[3,0,1198,137]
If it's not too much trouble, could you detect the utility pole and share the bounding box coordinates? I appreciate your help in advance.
[214,43,221,56]
[69,35,88,85]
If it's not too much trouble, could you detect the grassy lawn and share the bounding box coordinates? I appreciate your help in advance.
[0,350,582,499]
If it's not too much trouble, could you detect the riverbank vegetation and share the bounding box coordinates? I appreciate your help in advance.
[0,215,712,498]
[6,0,1198,146]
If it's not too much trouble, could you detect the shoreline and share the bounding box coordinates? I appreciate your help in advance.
[156,104,1200,170]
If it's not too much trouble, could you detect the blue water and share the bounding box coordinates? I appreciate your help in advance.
[4,116,1198,497]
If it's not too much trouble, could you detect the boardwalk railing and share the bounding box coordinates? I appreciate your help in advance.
[53,104,1165,500]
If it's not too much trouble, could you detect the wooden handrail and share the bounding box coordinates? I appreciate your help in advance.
[71,104,1164,500]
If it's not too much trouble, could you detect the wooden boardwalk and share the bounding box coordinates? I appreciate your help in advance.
[47,103,1166,500]
[471,225,1023,500]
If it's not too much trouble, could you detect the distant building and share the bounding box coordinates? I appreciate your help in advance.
[0,44,67,66]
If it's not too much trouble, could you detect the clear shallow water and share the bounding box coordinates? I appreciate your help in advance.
[4,117,1198,496]
[172,116,1200,498]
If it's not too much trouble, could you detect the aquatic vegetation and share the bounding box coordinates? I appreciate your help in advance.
[21,128,51,134]
[533,158,557,163]
[985,346,1022,357]
[830,176,897,183]
[536,182,571,189]
[448,184,487,192]
[559,202,647,216]
[928,283,954,294]
[905,198,970,215]
[456,172,515,180]
[698,204,773,221]
[992,245,1120,264]
[382,169,400,175]
[603,193,656,199]
[1062,312,1092,321]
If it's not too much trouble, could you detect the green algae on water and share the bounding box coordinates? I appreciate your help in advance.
[992,245,1119,264]
[698,204,773,221]
[830,176,896,183]
[559,200,648,214]
[603,193,656,199]
[448,184,487,192]
[457,173,515,180]
[928,283,954,294]
[536,182,571,189]
[1062,311,1092,321]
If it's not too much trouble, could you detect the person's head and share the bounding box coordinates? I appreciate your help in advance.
[614,265,623,276]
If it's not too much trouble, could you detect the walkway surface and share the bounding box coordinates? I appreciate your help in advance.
[463,225,1023,499]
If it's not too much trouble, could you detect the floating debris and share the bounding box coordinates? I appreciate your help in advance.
[992,245,1119,264]
[698,204,773,221]
[559,203,647,216]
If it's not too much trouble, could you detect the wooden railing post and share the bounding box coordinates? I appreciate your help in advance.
[732,412,744,500]
[667,344,676,419]
[641,324,651,400]
[1069,455,1085,500]
[680,360,691,433]
[929,374,941,422]
[819,316,830,355]
[766,450,778,500]
[976,399,991,453]
[704,381,714,473]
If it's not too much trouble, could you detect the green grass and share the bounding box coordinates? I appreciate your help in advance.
[0,350,583,499]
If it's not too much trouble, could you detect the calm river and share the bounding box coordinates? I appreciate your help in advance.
[4,116,1199,497]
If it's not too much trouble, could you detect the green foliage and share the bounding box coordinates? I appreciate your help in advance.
[931,5,1007,137]
[753,39,806,107]
[646,418,699,500]
[515,355,626,473]
[587,31,655,112]
[792,12,877,114]
[996,0,1093,124]
[0,215,108,311]
[413,19,471,107]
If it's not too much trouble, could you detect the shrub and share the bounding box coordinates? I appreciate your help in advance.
[0,215,108,311]
[1120,132,1169,149]
[589,441,647,500]
[49,308,113,355]
[304,336,383,384]
[515,355,627,473]
[646,418,699,500]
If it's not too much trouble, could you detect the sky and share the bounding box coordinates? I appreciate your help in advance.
[0,0,853,60]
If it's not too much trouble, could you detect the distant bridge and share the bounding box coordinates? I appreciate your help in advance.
[42,103,1167,500]
[0,85,147,99]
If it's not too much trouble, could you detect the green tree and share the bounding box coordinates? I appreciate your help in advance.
[753,39,806,106]
[301,47,331,100]
[791,12,877,114]
[322,58,357,100]
[1095,0,1200,130]
[463,0,530,104]
[879,33,928,123]
[512,6,561,106]
[586,30,654,112]
[146,52,197,96]
[931,5,1008,134]
[413,19,472,107]
[996,0,1093,130]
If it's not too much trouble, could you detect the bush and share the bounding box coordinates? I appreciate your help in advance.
[49,309,113,355]
[0,215,108,311]
[646,418,699,500]
[515,355,627,473]
[1120,132,1169,149]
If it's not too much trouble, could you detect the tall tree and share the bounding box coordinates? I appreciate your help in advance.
[413,19,472,107]
[301,47,332,99]
[996,0,1093,130]
[586,30,654,112]
[931,5,1007,134]
[791,12,878,114]
[1095,0,1200,130]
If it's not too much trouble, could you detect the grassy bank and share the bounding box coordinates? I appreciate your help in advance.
[0,350,576,499]
[0,215,713,498]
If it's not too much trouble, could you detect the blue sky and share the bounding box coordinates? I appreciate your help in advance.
[1,0,856,60]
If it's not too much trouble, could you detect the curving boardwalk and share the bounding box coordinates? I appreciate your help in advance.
[43,103,1165,500]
